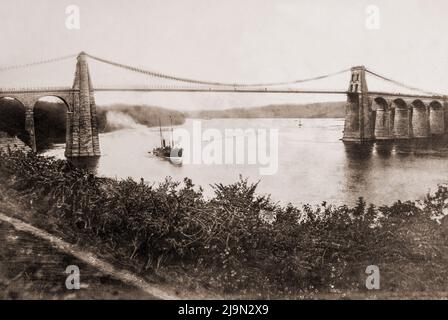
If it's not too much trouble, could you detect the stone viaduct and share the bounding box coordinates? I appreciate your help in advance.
[0,52,100,157]
[343,66,448,142]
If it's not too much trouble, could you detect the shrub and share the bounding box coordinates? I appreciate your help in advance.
[1,151,448,295]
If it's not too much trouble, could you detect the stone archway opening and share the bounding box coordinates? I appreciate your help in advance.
[429,101,443,110]
[391,98,410,139]
[429,101,444,135]
[33,96,69,152]
[411,100,428,138]
[373,97,392,139]
[0,97,30,150]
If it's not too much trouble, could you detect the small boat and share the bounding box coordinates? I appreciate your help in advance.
[151,117,183,165]
[298,119,302,127]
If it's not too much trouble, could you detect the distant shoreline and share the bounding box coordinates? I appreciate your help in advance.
[185,116,346,119]
[185,101,346,119]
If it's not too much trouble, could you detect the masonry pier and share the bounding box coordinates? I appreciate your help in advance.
[343,66,448,142]
[0,52,101,157]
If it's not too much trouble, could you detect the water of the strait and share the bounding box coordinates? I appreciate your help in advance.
[43,118,448,206]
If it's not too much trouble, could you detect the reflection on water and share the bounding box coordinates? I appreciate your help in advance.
[345,137,448,161]
[341,136,448,205]
[343,142,375,161]
[42,118,448,206]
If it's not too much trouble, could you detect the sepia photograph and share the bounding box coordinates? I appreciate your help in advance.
[0,0,447,311]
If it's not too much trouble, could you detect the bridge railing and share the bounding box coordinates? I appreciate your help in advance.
[0,87,75,93]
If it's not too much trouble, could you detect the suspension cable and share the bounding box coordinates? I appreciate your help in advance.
[85,53,351,88]
[0,54,77,72]
[365,68,441,96]
[1,52,443,98]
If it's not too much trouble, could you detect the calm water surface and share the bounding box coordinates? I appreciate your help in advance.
[43,118,448,206]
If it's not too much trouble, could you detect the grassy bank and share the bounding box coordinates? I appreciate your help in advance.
[1,151,448,297]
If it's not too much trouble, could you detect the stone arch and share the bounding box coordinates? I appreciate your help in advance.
[33,96,70,152]
[411,99,429,138]
[0,96,29,145]
[373,97,393,139]
[392,99,410,138]
[429,100,443,109]
[429,100,444,135]
[411,99,426,109]
[371,97,389,111]
[32,95,71,111]
[391,98,408,109]
[0,95,26,108]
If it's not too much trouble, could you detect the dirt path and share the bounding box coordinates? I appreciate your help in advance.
[0,183,216,300]
[0,212,178,299]
[2,183,446,300]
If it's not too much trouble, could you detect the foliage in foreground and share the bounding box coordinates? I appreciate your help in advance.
[1,151,448,295]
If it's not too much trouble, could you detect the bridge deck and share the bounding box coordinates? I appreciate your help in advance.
[0,87,445,100]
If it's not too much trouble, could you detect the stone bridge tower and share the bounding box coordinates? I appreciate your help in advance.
[65,52,101,157]
[342,66,375,142]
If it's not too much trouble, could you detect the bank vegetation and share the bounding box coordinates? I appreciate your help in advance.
[1,151,448,297]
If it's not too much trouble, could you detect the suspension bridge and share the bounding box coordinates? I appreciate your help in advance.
[0,52,447,157]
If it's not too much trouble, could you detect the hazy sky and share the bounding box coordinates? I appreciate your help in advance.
[1,0,447,110]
